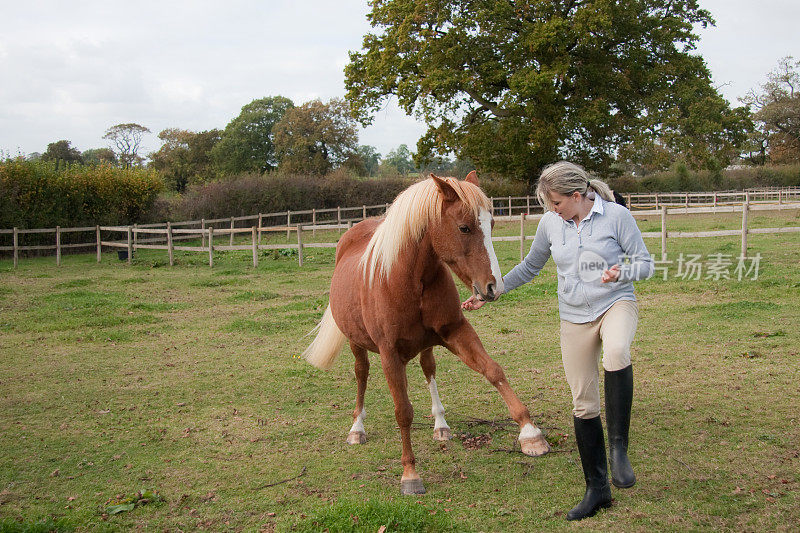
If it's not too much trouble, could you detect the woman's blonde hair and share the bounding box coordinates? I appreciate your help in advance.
[535,161,614,212]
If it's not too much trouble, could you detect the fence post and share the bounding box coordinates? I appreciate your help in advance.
[208,226,214,268]
[713,192,717,208]
[287,210,291,239]
[258,213,264,243]
[167,222,174,266]
[201,219,206,248]
[526,195,530,214]
[363,205,367,220]
[741,193,750,258]
[312,209,316,237]
[520,214,525,262]
[251,226,258,268]
[126,226,133,265]
[230,217,235,246]
[626,193,631,208]
[56,226,61,266]
[96,225,101,262]
[778,190,782,207]
[661,205,667,261]
[297,225,304,267]
[133,223,138,247]
[685,193,689,210]
[655,194,659,210]
[13,227,18,268]
[337,206,342,233]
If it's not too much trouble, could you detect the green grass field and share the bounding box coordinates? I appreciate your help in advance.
[1,209,798,532]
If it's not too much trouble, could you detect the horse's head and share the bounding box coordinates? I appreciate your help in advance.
[429,171,504,302]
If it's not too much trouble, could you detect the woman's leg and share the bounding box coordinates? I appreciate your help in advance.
[560,320,611,520]
[599,300,639,488]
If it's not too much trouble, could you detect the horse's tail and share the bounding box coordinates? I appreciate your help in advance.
[301,305,346,370]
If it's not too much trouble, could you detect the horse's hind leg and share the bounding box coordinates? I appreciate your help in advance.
[382,350,425,495]
[347,342,368,445]
[419,347,452,441]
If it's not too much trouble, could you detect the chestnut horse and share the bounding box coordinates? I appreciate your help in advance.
[302,172,550,494]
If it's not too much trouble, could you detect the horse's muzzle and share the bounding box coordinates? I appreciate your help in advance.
[474,282,500,302]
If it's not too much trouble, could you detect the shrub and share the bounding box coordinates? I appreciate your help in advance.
[0,160,163,229]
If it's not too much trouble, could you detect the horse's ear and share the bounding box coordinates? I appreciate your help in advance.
[430,173,459,202]
[465,170,479,186]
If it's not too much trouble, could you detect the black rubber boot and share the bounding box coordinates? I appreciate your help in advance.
[566,416,612,521]
[605,365,636,488]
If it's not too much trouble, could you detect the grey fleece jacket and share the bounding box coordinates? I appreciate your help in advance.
[502,194,654,323]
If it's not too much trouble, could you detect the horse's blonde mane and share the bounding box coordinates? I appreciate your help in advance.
[360,176,491,285]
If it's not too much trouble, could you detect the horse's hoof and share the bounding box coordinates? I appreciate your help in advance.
[520,435,551,457]
[346,431,367,445]
[433,427,452,441]
[400,478,426,495]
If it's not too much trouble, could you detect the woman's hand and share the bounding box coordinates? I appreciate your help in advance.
[601,264,621,283]
[461,295,487,311]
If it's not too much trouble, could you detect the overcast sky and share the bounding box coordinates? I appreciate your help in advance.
[1,1,798,159]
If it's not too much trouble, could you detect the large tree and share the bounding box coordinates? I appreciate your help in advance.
[381,143,417,176]
[211,96,294,175]
[742,56,800,165]
[345,0,749,181]
[150,128,221,192]
[81,148,117,166]
[273,98,359,175]
[103,123,151,168]
[42,140,83,166]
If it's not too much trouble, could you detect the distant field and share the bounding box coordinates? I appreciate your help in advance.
[1,210,798,531]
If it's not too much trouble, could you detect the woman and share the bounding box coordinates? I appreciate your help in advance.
[463,161,653,520]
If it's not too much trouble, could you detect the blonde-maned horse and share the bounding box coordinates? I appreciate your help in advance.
[302,172,550,494]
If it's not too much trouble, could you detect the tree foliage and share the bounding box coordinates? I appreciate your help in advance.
[356,145,382,176]
[149,128,221,192]
[273,98,359,175]
[42,140,83,167]
[211,96,294,175]
[742,56,800,165]
[345,0,750,181]
[103,123,151,168]
[82,148,117,166]
[380,143,417,176]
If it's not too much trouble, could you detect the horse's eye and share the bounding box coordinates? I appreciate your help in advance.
[459,225,470,234]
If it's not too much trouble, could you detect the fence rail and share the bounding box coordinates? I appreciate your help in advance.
[2,188,800,268]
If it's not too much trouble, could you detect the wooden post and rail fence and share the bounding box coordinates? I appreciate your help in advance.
[2,188,799,269]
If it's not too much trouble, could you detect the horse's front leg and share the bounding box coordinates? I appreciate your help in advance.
[441,320,551,457]
[419,347,452,441]
[381,349,425,494]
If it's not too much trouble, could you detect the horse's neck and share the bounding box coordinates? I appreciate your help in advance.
[401,232,448,287]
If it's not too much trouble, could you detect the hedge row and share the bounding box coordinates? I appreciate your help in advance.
[0,160,163,229]
[155,169,529,222]
[608,164,800,193]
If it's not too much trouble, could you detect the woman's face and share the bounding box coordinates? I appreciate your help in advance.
[549,191,583,221]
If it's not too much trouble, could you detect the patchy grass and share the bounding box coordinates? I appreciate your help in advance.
[0,210,798,531]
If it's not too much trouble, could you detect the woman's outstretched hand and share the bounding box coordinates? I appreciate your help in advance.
[461,295,487,311]
[601,264,621,283]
